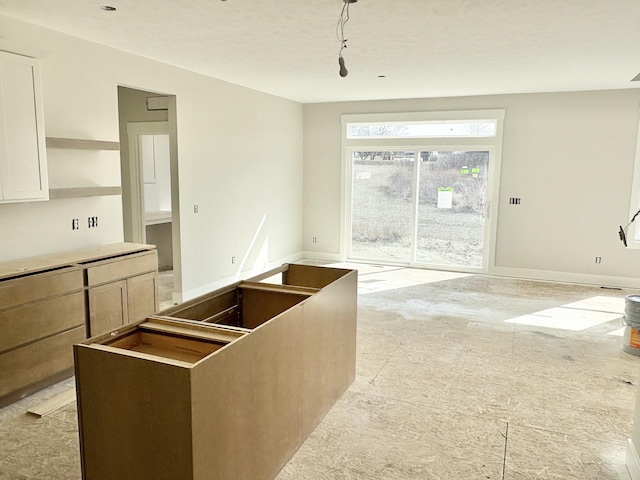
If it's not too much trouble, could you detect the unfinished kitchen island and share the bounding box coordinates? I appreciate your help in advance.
[74,263,357,480]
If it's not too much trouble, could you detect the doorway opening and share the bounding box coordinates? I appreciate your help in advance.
[117,86,181,305]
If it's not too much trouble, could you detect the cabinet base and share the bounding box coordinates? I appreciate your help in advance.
[0,368,74,409]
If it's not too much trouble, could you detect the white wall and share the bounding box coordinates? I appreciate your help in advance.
[303,90,640,287]
[0,14,304,300]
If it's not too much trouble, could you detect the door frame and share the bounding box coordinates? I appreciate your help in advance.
[126,121,170,244]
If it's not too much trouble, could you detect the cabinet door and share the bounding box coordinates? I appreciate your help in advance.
[0,51,48,202]
[88,280,128,337]
[127,272,158,324]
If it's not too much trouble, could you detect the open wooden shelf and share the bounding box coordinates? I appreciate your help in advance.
[46,137,120,150]
[49,187,122,199]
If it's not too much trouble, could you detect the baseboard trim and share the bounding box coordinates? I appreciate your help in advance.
[491,266,640,290]
[626,438,640,480]
[301,251,344,262]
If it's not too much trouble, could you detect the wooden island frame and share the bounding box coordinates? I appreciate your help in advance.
[74,263,357,480]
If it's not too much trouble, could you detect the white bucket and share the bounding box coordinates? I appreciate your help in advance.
[623,294,640,356]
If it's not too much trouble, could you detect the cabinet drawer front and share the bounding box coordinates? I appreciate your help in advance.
[0,267,83,310]
[0,291,86,353]
[0,326,85,398]
[86,251,157,287]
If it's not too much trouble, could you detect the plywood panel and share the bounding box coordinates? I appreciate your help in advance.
[284,264,350,289]
[142,319,245,343]
[74,345,194,480]
[162,285,238,322]
[191,305,306,480]
[106,330,225,363]
[300,270,358,437]
[27,387,76,417]
[240,286,310,329]
[0,291,85,352]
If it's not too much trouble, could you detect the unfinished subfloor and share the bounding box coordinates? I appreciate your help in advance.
[0,264,638,479]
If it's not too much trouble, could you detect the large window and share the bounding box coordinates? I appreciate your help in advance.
[343,111,504,273]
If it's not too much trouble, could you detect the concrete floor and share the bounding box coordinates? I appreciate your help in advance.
[1,264,638,479]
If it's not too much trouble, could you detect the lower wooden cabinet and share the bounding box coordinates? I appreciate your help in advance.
[0,266,85,405]
[0,326,85,399]
[87,271,159,337]
[74,264,357,480]
[86,249,159,337]
[0,243,158,406]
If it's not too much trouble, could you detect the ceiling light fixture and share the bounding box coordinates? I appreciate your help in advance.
[336,0,357,78]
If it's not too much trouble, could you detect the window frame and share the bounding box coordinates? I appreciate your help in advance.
[340,110,505,273]
[627,112,640,248]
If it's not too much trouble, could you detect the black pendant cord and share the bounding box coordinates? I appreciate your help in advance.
[336,1,352,77]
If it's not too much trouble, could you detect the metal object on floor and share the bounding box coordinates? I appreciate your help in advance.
[623,294,640,356]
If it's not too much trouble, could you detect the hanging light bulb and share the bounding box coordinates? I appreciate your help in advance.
[339,55,348,77]
[336,0,357,77]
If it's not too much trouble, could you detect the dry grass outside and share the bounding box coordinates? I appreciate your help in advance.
[351,158,486,267]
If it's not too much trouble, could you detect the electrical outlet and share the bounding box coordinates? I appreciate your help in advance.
[595,256,602,264]
[313,236,317,243]
[88,216,98,228]
[231,256,236,264]
[194,205,199,213]
[72,218,79,230]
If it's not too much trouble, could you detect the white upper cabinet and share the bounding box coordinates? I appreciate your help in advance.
[0,51,48,202]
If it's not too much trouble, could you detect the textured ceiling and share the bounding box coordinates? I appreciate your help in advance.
[0,0,639,103]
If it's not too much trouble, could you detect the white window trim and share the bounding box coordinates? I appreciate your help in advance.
[340,109,505,273]
[626,110,640,248]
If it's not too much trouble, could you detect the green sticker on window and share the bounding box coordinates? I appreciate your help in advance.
[472,167,480,173]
